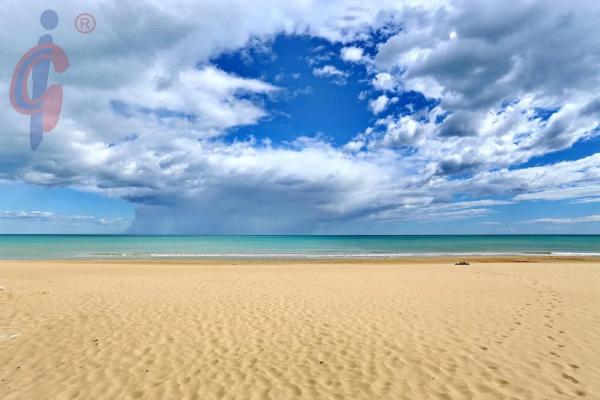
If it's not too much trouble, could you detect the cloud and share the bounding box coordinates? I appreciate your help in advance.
[114,65,279,137]
[369,95,390,114]
[372,72,397,91]
[360,0,600,176]
[0,211,57,220]
[0,210,128,226]
[515,186,600,202]
[312,65,349,85]
[340,46,364,62]
[1,0,600,234]
[522,215,600,224]
[571,198,600,204]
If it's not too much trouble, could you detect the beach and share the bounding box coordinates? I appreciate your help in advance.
[1,259,599,399]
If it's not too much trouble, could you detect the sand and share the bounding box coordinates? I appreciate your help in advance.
[1,259,600,399]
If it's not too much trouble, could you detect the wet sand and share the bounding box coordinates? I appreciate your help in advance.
[1,259,599,399]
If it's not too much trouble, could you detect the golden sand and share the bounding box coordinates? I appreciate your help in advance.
[1,259,599,399]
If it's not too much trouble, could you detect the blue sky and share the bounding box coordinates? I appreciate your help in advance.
[1,0,600,234]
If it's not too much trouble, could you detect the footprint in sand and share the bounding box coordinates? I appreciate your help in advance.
[561,373,578,384]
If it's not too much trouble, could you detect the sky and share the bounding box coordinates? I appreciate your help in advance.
[1,0,600,234]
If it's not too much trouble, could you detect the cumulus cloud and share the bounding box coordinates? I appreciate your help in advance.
[1,0,600,233]
[372,72,397,91]
[115,65,278,136]
[340,46,364,62]
[369,95,398,115]
[369,95,390,114]
[364,0,600,177]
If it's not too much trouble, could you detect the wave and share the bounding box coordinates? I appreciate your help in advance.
[82,251,600,259]
[550,252,600,257]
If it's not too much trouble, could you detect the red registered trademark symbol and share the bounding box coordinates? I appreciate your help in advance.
[75,13,96,34]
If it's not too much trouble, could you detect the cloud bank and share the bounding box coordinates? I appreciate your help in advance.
[1,0,599,233]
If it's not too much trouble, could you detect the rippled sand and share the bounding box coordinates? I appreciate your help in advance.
[1,260,599,399]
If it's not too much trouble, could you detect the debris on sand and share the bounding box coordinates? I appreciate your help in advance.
[454,261,470,266]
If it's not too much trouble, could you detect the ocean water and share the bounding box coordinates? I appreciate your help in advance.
[0,235,599,260]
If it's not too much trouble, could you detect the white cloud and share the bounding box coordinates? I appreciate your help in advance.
[1,0,599,233]
[0,210,128,226]
[515,186,600,202]
[572,198,600,204]
[369,95,390,114]
[116,65,278,135]
[522,215,600,224]
[356,0,600,182]
[0,211,57,220]
[372,72,396,91]
[312,65,349,85]
[340,46,364,62]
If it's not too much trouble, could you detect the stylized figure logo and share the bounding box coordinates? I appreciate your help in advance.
[10,10,69,150]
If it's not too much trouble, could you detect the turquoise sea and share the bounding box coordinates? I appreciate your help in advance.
[0,235,599,259]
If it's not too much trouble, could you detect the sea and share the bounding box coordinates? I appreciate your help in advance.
[0,235,599,259]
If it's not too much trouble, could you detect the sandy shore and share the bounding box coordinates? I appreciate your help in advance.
[1,259,599,399]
